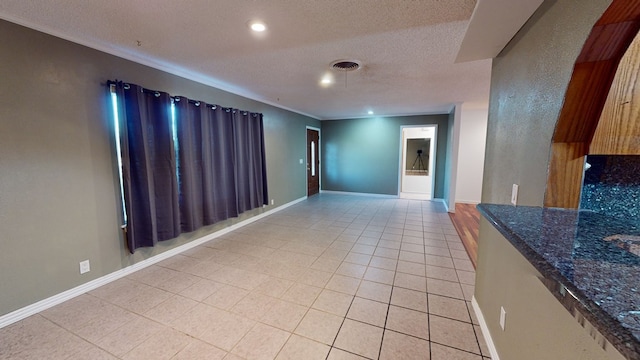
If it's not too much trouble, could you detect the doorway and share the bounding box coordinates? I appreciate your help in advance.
[307,127,320,196]
[399,126,437,200]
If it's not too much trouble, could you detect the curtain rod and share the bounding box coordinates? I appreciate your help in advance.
[108,79,261,117]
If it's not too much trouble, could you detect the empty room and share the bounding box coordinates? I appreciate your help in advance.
[1,1,638,359]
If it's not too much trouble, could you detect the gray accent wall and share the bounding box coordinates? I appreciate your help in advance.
[476,0,614,357]
[321,115,449,197]
[476,219,626,360]
[0,19,319,316]
[442,111,456,209]
[481,0,613,206]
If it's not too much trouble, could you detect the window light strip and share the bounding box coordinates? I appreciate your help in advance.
[110,85,128,225]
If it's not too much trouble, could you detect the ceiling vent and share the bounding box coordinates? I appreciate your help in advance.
[331,60,361,71]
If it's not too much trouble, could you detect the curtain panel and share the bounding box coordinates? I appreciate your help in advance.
[113,82,181,252]
[110,81,268,253]
[206,107,240,222]
[233,110,269,212]
[172,98,205,232]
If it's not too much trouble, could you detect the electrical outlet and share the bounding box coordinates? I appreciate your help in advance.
[500,306,507,331]
[271,199,274,205]
[79,260,90,274]
[299,159,303,164]
[511,184,519,206]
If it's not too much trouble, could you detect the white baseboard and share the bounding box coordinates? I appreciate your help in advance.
[0,196,307,329]
[320,190,398,198]
[399,192,431,200]
[456,200,481,205]
[472,296,501,360]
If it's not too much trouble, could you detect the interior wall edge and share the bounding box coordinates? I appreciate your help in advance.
[472,296,502,360]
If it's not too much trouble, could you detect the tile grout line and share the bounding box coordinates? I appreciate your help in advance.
[374,217,402,360]
[423,205,436,360]
[325,206,365,360]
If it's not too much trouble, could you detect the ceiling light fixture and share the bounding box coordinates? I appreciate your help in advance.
[249,22,267,32]
[320,73,334,87]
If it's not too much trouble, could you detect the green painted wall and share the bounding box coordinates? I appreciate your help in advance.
[321,115,449,197]
[0,19,319,316]
[476,0,614,358]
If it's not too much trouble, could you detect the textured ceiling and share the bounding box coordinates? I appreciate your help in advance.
[0,0,496,119]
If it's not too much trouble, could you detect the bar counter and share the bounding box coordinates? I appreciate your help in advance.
[477,204,640,360]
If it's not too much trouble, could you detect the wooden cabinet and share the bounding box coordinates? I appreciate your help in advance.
[544,3,640,208]
[590,31,640,155]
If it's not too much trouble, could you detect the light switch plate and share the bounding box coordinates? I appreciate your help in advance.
[500,306,507,331]
[79,260,90,274]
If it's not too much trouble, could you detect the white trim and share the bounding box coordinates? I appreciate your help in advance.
[399,193,431,200]
[0,196,307,329]
[472,296,501,360]
[455,200,481,205]
[398,125,438,200]
[437,198,450,212]
[320,107,455,121]
[447,104,463,213]
[320,190,398,198]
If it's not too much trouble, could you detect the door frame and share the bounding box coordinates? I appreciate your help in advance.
[397,125,438,199]
[306,126,321,196]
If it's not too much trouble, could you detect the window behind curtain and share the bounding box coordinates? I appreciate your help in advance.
[109,81,268,253]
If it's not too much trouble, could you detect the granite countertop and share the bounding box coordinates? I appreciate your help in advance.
[477,204,640,360]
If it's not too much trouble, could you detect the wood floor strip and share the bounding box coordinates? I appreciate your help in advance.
[448,203,480,268]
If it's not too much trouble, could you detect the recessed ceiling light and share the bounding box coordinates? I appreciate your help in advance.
[250,22,267,32]
[320,73,334,87]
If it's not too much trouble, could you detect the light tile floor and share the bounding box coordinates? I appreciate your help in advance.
[0,194,491,360]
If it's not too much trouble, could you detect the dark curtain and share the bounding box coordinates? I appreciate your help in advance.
[173,98,205,232]
[174,101,239,230]
[233,110,269,212]
[205,106,239,222]
[256,113,269,207]
[114,82,180,253]
[110,81,267,253]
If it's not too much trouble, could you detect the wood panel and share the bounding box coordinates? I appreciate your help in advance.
[590,31,640,154]
[553,60,619,143]
[449,203,480,268]
[545,1,640,208]
[544,142,588,209]
[576,21,638,63]
[596,1,640,25]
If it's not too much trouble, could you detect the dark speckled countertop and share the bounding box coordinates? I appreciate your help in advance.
[477,204,640,360]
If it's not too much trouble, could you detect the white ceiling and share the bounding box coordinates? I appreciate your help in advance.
[0,0,540,120]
